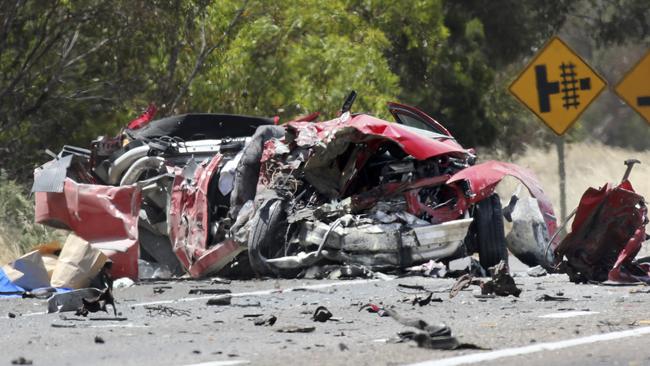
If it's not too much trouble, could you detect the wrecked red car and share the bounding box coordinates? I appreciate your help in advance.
[32,93,558,279]
[554,160,648,284]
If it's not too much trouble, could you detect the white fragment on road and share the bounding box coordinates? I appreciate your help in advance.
[87,322,148,328]
[538,310,600,318]
[20,311,47,317]
[183,361,250,366]
[406,326,650,366]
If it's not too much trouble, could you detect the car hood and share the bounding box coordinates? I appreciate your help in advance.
[286,113,468,160]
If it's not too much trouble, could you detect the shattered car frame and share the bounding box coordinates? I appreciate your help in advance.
[33,95,558,279]
[243,101,558,276]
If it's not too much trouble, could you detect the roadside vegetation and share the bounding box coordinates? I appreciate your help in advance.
[0,171,61,264]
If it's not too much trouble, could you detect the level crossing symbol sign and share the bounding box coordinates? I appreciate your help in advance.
[509,36,606,135]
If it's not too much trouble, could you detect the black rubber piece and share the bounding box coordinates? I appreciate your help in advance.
[247,199,286,276]
[474,193,508,270]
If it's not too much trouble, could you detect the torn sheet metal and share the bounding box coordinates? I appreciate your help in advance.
[250,104,557,275]
[293,218,472,268]
[168,155,246,278]
[286,113,468,160]
[555,180,648,283]
[34,179,141,279]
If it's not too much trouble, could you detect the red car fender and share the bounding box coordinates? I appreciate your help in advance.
[447,161,558,239]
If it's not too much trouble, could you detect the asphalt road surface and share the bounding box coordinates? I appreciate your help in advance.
[3,256,650,366]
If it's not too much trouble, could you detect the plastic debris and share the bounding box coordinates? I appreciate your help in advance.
[113,277,135,289]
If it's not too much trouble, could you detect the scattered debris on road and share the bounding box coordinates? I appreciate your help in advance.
[449,274,482,298]
[411,292,443,306]
[253,315,277,326]
[144,305,191,317]
[10,357,33,365]
[312,306,333,322]
[385,309,486,350]
[536,294,571,301]
[188,288,231,295]
[47,287,116,315]
[206,295,233,306]
[359,303,389,317]
[481,261,522,297]
[448,261,521,297]
[527,265,548,277]
[276,326,316,333]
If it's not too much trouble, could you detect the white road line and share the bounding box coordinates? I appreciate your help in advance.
[182,361,250,366]
[538,310,599,318]
[406,326,650,366]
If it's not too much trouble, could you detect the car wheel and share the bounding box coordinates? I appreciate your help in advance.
[248,198,287,276]
[474,193,508,270]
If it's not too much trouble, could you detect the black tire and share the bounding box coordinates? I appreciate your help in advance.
[474,193,508,270]
[248,199,286,276]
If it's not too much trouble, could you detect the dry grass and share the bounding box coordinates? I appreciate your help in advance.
[0,232,12,266]
[483,142,650,219]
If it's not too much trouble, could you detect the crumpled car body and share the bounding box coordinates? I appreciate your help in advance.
[555,179,648,283]
[243,104,558,276]
[33,103,557,279]
[33,113,274,279]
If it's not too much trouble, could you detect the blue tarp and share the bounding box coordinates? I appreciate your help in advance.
[0,268,25,298]
[0,268,72,299]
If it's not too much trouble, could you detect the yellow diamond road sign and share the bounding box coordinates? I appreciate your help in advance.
[509,36,607,135]
[615,50,650,124]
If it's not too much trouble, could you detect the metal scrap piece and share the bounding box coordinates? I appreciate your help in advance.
[254,315,277,326]
[206,295,232,306]
[481,261,521,297]
[144,304,191,317]
[276,326,315,333]
[449,274,482,298]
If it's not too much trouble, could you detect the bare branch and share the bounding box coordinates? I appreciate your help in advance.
[168,0,249,113]
[64,37,108,68]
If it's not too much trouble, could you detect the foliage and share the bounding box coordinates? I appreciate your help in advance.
[0,170,60,258]
[0,0,648,184]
